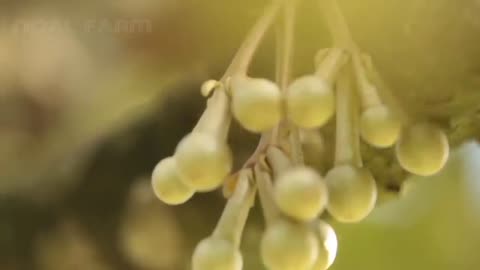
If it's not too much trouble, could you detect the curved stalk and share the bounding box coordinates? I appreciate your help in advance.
[254,163,280,226]
[266,147,293,177]
[193,89,231,140]
[319,0,410,125]
[351,80,363,166]
[277,1,296,91]
[275,1,304,164]
[334,68,362,167]
[360,54,412,124]
[351,53,382,109]
[195,1,284,140]
[319,0,355,49]
[234,2,299,189]
[315,48,348,85]
[213,169,256,247]
[222,1,282,79]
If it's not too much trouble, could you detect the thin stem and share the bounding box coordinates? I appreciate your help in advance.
[320,0,409,125]
[222,1,282,79]
[254,163,279,226]
[315,48,348,85]
[271,13,285,146]
[275,22,285,86]
[196,1,283,141]
[193,89,231,140]
[352,53,382,108]
[288,128,304,165]
[276,1,304,164]
[334,68,359,166]
[240,0,297,174]
[213,169,256,247]
[361,54,412,125]
[319,0,362,167]
[266,147,292,177]
[278,1,295,91]
[319,0,355,49]
[271,2,286,146]
[242,131,272,168]
[351,80,363,167]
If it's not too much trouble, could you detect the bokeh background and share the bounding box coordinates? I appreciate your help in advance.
[1,0,480,269]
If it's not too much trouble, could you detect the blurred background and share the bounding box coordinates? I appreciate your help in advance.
[0,0,480,269]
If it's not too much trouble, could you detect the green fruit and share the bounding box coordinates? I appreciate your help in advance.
[274,167,328,222]
[360,105,401,148]
[261,219,318,270]
[286,75,335,129]
[192,237,242,270]
[151,157,195,205]
[311,220,338,270]
[231,76,282,132]
[395,123,449,176]
[175,133,233,192]
[325,165,377,223]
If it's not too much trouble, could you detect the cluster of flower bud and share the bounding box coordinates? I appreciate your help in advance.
[257,147,336,270]
[148,0,451,269]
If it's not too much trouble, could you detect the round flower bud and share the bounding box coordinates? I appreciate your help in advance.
[360,105,401,148]
[286,75,335,129]
[175,133,233,192]
[261,219,318,270]
[311,220,338,270]
[395,123,449,176]
[274,167,328,222]
[151,157,195,205]
[230,76,282,132]
[192,237,242,270]
[325,165,377,223]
